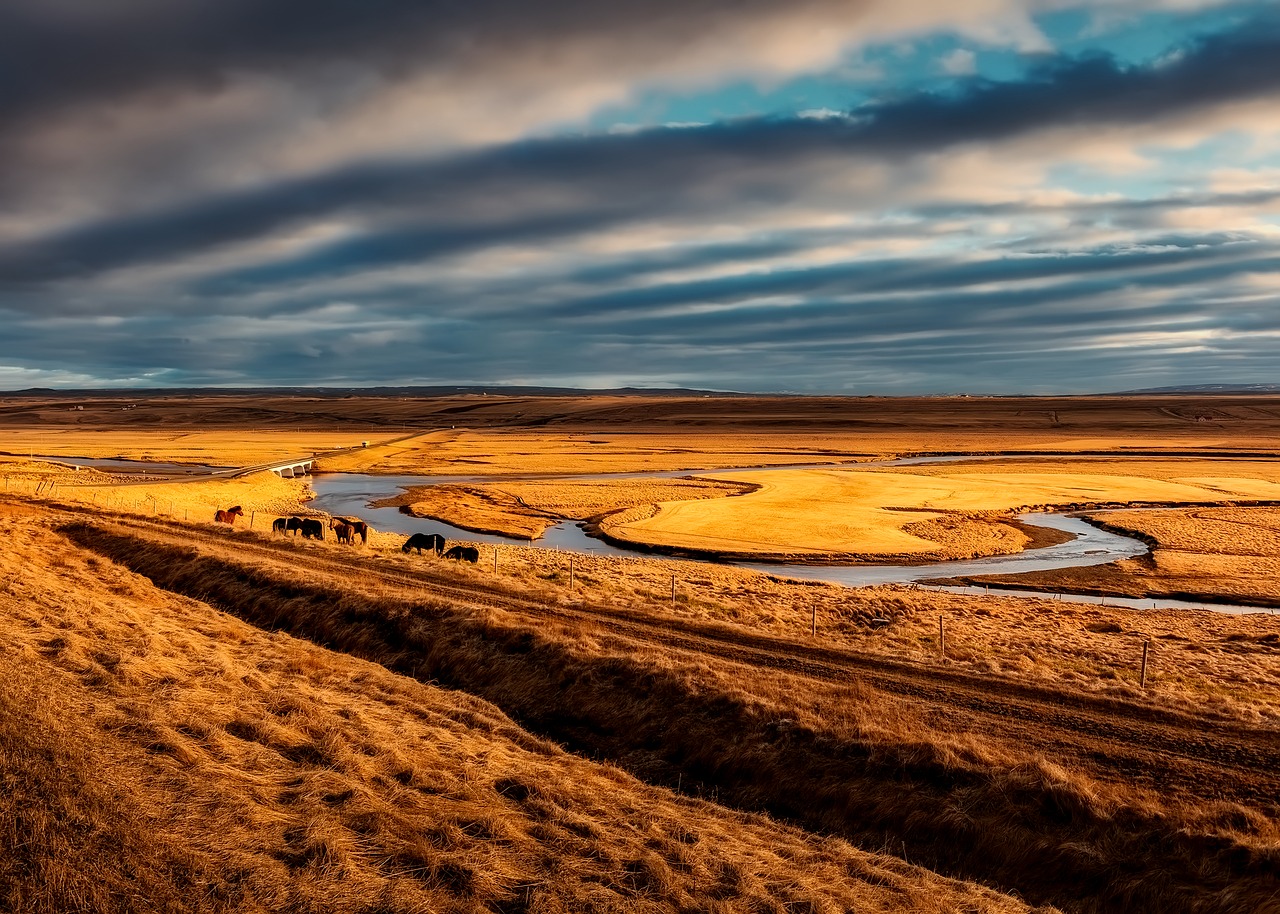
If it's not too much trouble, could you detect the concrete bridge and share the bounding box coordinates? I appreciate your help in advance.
[266,458,315,478]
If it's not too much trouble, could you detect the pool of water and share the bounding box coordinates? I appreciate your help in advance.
[20,454,230,475]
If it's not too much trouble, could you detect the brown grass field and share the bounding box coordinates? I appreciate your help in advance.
[3,392,1280,913]
[381,478,757,539]
[960,505,1280,608]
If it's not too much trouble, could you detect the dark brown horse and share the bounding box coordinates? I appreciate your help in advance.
[333,521,352,544]
[215,505,244,524]
[332,516,370,545]
[443,545,479,563]
[272,517,288,535]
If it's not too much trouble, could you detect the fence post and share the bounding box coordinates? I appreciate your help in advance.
[569,555,574,589]
[671,574,676,607]
[811,605,816,637]
[250,510,256,529]
[494,546,498,572]
[1140,640,1150,688]
[939,616,946,659]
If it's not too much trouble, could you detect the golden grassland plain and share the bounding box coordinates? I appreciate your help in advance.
[5,388,1280,912]
[43,504,1280,914]
[8,391,1280,474]
[597,458,1280,561]
[8,460,1278,725]
[2,502,1054,914]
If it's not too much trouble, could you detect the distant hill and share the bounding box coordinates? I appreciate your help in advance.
[3,385,750,399]
[1113,384,1280,394]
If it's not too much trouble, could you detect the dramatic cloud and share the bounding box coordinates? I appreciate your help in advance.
[0,1,1277,391]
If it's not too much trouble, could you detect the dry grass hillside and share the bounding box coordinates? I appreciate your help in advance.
[31,505,1279,914]
[4,393,1280,913]
[0,499,1057,914]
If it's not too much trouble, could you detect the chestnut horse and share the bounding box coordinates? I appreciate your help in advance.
[215,505,244,524]
[331,516,370,545]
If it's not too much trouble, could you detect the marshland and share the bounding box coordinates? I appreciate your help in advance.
[2,392,1278,914]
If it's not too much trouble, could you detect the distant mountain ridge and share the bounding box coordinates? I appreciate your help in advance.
[3,385,748,399]
[1113,384,1280,394]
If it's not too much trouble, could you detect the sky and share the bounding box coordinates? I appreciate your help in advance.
[1,1,1278,394]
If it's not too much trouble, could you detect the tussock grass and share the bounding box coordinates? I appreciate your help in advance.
[62,515,1280,914]
[387,535,1280,723]
[1,503,1049,913]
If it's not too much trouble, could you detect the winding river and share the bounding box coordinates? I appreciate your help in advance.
[26,451,1274,614]
[304,464,1275,615]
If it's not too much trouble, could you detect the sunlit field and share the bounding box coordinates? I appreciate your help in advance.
[597,459,1280,560]
[966,505,1280,608]
[3,393,1280,914]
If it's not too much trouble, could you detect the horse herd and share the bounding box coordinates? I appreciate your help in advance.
[401,533,479,563]
[214,506,479,562]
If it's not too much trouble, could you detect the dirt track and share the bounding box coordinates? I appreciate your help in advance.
[66,506,1280,814]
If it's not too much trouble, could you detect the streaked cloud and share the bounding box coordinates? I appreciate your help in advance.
[0,1,1277,392]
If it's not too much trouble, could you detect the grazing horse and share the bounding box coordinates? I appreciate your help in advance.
[443,545,479,563]
[402,533,445,555]
[300,518,325,540]
[333,522,352,544]
[271,517,287,535]
[331,517,370,545]
[285,516,304,536]
[215,505,244,525]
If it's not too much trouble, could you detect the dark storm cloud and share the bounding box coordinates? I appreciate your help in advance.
[0,0,862,134]
[4,10,1279,290]
[538,240,1271,322]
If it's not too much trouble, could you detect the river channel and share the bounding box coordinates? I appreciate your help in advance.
[28,452,1273,614]
[303,463,1274,615]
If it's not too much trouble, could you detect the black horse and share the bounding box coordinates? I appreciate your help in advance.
[271,517,287,535]
[285,516,304,536]
[300,518,325,540]
[443,545,479,563]
[402,533,445,555]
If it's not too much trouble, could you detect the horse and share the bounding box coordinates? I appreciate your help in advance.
[331,517,370,545]
[300,518,325,540]
[285,516,304,536]
[333,522,352,545]
[443,545,479,563]
[402,533,445,555]
[215,505,244,524]
[271,518,287,535]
